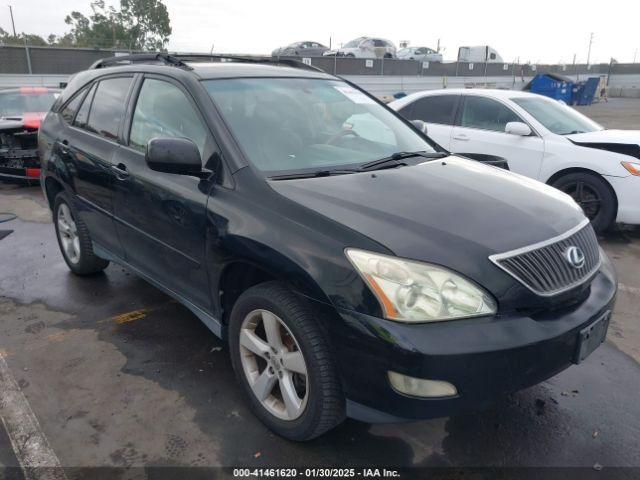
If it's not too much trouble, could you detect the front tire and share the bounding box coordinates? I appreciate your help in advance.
[551,172,616,233]
[229,282,345,441]
[53,192,109,275]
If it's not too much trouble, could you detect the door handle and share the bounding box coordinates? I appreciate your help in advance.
[111,163,129,179]
[59,139,69,154]
[453,134,469,141]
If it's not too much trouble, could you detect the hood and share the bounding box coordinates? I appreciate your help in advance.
[269,156,585,284]
[566,129,639,145]
[567,130,640,159]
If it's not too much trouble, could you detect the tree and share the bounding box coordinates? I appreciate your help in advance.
[0,27,48,47]
[64,0,171,50]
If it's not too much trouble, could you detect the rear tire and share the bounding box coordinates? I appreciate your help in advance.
[229,281,345,441]
[551,172,616,233]
[53,192,109,275]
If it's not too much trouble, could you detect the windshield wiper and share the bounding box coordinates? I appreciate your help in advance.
[561,130,586,135]
[359,151,448,171]
[269,168,363,180]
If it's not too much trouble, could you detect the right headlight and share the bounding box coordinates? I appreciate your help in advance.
[621,161,640,176]
[346,248,497,323]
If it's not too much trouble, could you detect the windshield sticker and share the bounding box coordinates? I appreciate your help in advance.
[334,86,375,105]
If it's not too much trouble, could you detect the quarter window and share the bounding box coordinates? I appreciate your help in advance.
[129,79,208,157]
[403,95,459,126]
[60,88,86,124]
[459,96,522,132]
[73,83,96,129]
[85,77,133,140]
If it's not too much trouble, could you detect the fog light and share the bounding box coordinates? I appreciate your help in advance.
[388,371,457,398]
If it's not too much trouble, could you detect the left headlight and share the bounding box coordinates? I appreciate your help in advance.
[346,248,497,323]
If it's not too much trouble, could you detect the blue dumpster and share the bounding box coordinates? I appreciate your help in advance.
[526,73,574,103]
[574,77,600,106]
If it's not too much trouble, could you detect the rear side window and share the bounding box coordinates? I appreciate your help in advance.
[403,95,459,125]
[129,78,208,157]
[459,96,521,132]
[85,77,133,140]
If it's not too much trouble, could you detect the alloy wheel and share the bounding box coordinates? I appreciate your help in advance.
[57,203,81,264]
[239,309,308,421]
[560,180,602,220]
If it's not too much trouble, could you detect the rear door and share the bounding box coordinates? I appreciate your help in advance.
[56,76,134,257]
[450,95,545,176]
[111,75,216,311]
[396,94,459,150]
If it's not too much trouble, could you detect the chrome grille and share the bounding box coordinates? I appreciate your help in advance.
[489,220,601,296]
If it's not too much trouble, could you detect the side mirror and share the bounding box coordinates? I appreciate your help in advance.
[411,119,428,135]
[146,137,203,176]
[505,121,532,136]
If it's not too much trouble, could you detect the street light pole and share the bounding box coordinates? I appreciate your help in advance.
[9,5,17,37]
[586,32,594,66]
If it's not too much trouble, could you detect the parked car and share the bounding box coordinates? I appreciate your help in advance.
[0,87,60,181]
[323,37,396,58]
[457,45,503,63]
[390,89,640,232]
[396,46,443,63]
[271,41,329,57]
[40,54,617,441]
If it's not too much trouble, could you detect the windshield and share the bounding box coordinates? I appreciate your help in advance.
[344,39,362,48]
[0,90,58,117]
[203,78,437,175]
[512,96,602,135]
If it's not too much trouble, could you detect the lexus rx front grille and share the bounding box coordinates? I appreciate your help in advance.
[489,219,601,296]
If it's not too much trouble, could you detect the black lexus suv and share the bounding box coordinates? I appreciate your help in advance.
[39,54,617,441]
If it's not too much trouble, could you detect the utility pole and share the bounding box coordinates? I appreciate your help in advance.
[586,32,594,66]
[634,49,638,63]
[9,5,17,37]
[436,38,441,53]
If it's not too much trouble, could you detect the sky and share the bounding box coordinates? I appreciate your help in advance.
[3,0,640,64]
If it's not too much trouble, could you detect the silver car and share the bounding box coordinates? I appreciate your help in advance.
[272,41,329,57]
[323,37,397,58]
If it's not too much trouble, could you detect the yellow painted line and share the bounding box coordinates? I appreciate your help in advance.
[111,309,149,325]
[45,331,71,343]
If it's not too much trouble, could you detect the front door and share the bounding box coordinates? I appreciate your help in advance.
[112,76,216,311]
[450,95,545,178]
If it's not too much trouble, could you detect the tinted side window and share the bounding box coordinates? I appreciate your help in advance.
[85,77,133,140]
[129,79,208,157]
[460,96,521,132]
[61,88,87,124]
[73,83,97,129]
[407,95,458,125]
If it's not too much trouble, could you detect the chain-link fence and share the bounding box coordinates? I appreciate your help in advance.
[2,45,639,77]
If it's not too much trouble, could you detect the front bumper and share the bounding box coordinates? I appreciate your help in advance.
[324,254,617,423]
[605,174,640,225]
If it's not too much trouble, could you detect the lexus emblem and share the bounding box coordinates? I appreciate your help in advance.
[565,246,586,269]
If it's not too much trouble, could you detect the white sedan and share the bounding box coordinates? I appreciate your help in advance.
[390,89,640,232]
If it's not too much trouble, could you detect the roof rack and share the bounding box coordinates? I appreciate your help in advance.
[89,52,325,73]
[89,53,189,70]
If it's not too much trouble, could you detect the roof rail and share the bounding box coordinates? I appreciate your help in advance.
[175,54,326,73]
[88,52,325,73]
[89,53,190,70]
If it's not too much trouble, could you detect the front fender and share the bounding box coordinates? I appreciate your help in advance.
[540,138,633,182]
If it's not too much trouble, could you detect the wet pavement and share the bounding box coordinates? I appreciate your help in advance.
[0,181,639,475]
